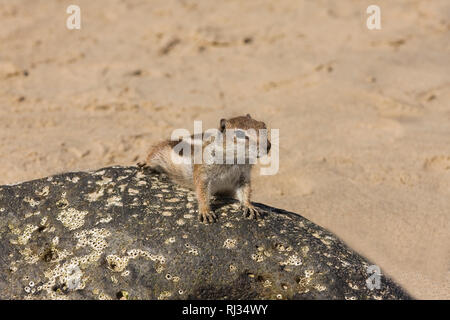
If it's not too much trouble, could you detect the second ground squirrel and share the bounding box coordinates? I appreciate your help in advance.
[139,114,271,223]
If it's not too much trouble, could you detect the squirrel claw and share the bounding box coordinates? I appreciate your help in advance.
[199,210,217,224]
[137,162,148,169]
[242,205,261,220]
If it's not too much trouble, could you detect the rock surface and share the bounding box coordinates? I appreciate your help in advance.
[0,166,410,300]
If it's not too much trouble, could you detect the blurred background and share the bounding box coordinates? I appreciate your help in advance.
[0,0,449,299]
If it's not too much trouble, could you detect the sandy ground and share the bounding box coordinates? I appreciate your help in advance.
[0,0,449,299]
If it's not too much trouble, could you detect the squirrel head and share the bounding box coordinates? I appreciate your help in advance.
[218,114,271,159]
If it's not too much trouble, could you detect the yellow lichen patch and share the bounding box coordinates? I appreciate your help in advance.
[106,196,122,207]
[107,249,166,273]
[158,291,172,300]
[75,228,111,253]
[106,255,130,272]
[19,247,40,264]
[176,219,186,226]
[251,252,265,262]
[57,208,88,230]
[128,188,139,195]
[97,215,113,224]
[188,248,199,255]
[164,237,176,244]
[17,224,38,245]
[23,197,40,207]
[24,211,40,219]
[348,282,359,290]
[280,254,302,266]
[263,280,272,288]
[223,238,237,249]
[301,246,309,255]
[96,176,112,185]
[314,284,327,292]
[36,186,50,197]
[66,176,80,183]
[304,269,314,278]
[86,189,104,202]
[98,292,112,300]
[134,171,146,180]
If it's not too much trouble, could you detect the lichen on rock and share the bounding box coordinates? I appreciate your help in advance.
[0,166,411,300]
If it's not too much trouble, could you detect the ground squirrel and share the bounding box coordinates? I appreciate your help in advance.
[139,114,271,223]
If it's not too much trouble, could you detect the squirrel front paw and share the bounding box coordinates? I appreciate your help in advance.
[242,204,261,220]
[198,209,217,224]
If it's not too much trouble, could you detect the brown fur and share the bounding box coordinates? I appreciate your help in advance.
[140,114,270,223]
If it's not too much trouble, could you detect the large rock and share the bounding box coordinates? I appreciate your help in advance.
[0,166,410,300]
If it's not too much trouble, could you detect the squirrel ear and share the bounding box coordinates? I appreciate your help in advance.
[220,118,227,132]
[246,113,252,118]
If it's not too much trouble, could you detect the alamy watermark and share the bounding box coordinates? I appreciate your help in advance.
[366,5,381,30]
[66,5,81,30]
[366,265,382,290]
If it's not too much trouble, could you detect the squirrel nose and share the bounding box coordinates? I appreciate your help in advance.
[267,140,271,152]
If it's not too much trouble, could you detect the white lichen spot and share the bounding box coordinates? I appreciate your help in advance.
[106,196,122,207]
[164,237,176,244]
[312,232,322,239]
[263,280,272,288]
[25,211,41,219]
[223,238,237,249]
[57,208,88,230]
[52,236,60,246]
[183,214,194,219]
[128,188,139,195]
[348,282,359,290]
[315,284,327,292]
[176,219,186,226]
[162,211,173,217]
[98,292,112,300]
[305,269,314,278]
[19,247,39,264]
[97,215,113,224]
[18,224,39,245]
[86,189,104,202]
[251,252,265,263]
[158,291,172,300]
[23,197,40,207]
[107,249,166,273]
[188,248,199,255]
[36,186,50,197]
[67,176,80,183]
[229,264,237,273]
[280,254,302,266]
[40,216,48,225]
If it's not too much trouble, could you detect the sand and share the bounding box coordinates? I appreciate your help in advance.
[0,0,449,299]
